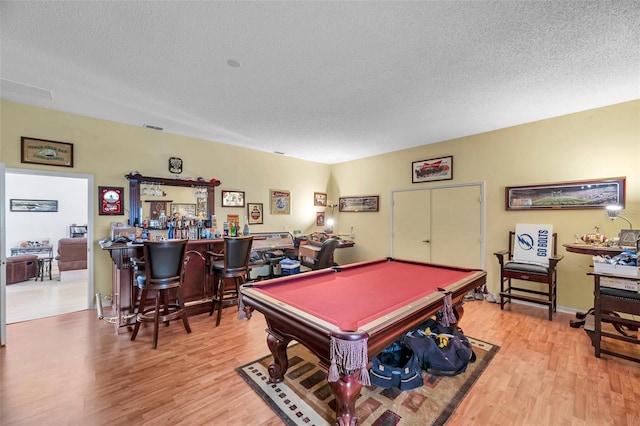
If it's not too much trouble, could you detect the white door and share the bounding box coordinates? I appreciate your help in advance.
[391,183,484,269]
[430,185,482,268]
[392,190,431,261]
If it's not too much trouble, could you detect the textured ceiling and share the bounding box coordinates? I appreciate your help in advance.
[1,1,639,164]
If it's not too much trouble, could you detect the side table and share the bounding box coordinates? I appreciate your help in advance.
[37,257,54,281]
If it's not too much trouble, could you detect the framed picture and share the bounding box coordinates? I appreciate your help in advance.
[505,177,626,210]
[270,189,290,215]
[412,155,453,183]
[145,200,170,220]
[21,136,74,168]
[316,212,325,226]
[221,190,245,207]
[10,199,58,212]
[171,203,196,218]
[619,229,640,248]
[247,203,264,225]
[339,195,379,212]
[314,192,327,206]
[98,186,124,215]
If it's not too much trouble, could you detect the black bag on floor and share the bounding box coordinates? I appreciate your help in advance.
[404,320,476,376]
[368,341,423,390]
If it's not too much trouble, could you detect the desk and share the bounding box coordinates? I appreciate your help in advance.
[563,243,626,328]
[10,245,54,258]
[241,258,486,425]
[298,240,355,268]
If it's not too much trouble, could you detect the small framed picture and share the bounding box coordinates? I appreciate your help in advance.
[222,190,245,207]
[270,189,290,215]
[98,186,124,216]
[316,212,325,226]
[247,203,264,225]
[314,192,327,206]
[412,155,453,183]
[21,136,74,168]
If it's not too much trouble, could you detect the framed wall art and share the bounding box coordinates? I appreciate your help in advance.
[221,190,245,207]
[316,212,325,226]
[10,199,58,212]
[98,186,124,215]
[314,192,327,206]
[21,136,74,168]
[171,203,196,218]
[339,195,379,212]
[270,189,290,215]
[412,155,453,183]
[247,203,264,225]
[505,177,626,210]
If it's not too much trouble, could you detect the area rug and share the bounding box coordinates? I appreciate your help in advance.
[236,337,499,425]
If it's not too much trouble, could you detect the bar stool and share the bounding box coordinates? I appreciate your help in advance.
[208,236,253,326]
[130,239,191,349]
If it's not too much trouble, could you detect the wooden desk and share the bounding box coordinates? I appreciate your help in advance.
[298,240,355,268]
[563,243,625,257]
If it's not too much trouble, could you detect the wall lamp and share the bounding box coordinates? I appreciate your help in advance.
[606,205,633,229]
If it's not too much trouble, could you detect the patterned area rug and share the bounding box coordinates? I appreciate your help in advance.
[236,337,499,425]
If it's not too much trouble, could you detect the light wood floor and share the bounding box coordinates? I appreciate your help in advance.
[1,299,638,425]
[5,268,88,324]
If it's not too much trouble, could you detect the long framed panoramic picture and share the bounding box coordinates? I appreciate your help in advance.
[505,177,626,210]
[339,195,379,212]
[412,155,453,183]
[10,199,58,212]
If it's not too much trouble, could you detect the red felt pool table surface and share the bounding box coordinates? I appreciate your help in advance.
[245,258,483,332]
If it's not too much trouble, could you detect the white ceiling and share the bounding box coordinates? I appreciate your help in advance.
[1,1,639,165]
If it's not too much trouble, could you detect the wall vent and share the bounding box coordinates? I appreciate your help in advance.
[143,124,164,131]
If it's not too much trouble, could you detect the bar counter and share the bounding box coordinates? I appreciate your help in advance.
[100,239,223,333]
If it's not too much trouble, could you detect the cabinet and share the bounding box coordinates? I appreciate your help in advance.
[589,271,640,363]
[70,225,88,238]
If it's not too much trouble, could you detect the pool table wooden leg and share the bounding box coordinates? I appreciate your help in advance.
[266,331,292,383]
[329,371,361,426]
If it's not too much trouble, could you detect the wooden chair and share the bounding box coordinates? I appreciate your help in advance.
[494,225,563,321]
[208,236,254,326]
[130,239,191,349]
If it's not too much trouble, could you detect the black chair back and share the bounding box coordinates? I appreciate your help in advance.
[315,238,339,270]
[222,236,254,278]
[143,239,188,287]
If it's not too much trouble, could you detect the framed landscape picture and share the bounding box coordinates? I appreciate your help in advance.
[339,195,379,212]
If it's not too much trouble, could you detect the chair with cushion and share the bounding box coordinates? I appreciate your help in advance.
[208,236,254,326]
[55,238,87,279]
[494,224,563,321]
[130,239,191,349]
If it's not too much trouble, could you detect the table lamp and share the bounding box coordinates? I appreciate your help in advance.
[606,205,633,229]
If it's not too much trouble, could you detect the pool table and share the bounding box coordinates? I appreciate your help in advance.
[240,257,486,425]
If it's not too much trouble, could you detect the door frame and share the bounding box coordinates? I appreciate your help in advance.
[2,167,94,342]
[389,181,486,268]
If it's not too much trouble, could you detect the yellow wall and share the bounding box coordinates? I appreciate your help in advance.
[1,99,638,311]
[0,100,331,296]
[331,100,639,311]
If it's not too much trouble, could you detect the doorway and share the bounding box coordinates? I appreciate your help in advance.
[391,182,485,269]
[3,169,93,324]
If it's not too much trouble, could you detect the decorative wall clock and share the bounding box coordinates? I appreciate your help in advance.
[99,186,124,215]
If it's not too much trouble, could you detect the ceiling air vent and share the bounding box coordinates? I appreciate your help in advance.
[143,124,164,131]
